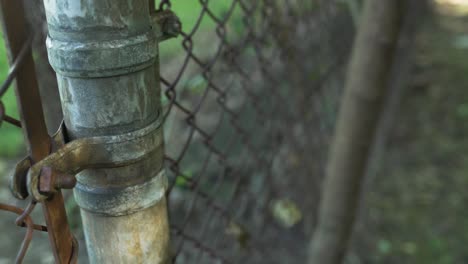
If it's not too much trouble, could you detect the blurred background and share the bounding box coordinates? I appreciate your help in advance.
[1,0,468,263]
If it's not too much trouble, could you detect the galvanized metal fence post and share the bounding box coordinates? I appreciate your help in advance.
[42,0,171,262]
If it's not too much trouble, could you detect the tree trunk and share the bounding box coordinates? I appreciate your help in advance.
[308,0,405,263]
[365,0,429,184]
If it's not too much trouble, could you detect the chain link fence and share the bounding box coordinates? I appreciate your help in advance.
[0,0,355,262]
[160,1,354,263]
[0,2,53,263]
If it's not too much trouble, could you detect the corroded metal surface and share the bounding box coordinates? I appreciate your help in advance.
[41,0,171,262]
[81,197,170,263]
[74,170,167,216]
[17,117,164,202]
[45,1,180,78]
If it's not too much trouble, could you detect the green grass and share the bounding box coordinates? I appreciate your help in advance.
[0,34,23,158]
[160,1,241,58]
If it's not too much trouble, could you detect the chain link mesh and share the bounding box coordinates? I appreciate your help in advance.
[0,31,49,263]
[159,0,354,263]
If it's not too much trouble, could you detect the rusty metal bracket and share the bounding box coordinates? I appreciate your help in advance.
[11,116,164,203]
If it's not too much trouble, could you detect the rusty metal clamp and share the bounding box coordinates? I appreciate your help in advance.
[11,116,164,202]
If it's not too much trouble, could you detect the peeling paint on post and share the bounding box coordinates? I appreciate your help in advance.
[42,0,170,262]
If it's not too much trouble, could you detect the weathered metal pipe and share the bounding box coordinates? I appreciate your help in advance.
[42,0,170,262]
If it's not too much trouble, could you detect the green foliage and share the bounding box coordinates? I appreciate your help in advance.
[456,103,468,118]
[185,74,207,94]
[0,34,23,158]
[175,169,193,188]
[271,198,303,228]
[377,239,392,255]
[159,1,235,58]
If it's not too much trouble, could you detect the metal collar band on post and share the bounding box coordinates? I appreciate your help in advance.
[13,117,167,216]
[47,31,158,78]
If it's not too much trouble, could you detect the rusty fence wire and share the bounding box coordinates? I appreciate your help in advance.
[0,0,355,263]
[0,0,78,263]
[0,3,52,264]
